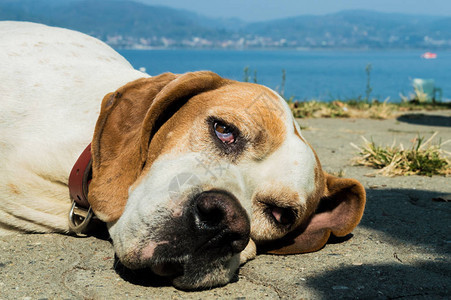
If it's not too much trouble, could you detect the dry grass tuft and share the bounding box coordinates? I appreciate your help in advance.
[289,99,397,119]
[351,132,451,177]
[288,99,451,120]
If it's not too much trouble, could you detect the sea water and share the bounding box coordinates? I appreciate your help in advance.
[119,49,451,102]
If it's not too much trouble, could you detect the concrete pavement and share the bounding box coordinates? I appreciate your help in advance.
[1,111,450,299]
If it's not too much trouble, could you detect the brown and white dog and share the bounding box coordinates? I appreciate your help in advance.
[0,22,365,289]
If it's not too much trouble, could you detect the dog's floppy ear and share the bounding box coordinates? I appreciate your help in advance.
[266,173,366,254]
[88,71,227,222]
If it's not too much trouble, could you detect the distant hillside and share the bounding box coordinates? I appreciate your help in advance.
[244,10,451,49]
[0,0,226,47]
[1,0,450,49]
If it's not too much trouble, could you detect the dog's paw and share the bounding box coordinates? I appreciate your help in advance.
[239,239,256,264]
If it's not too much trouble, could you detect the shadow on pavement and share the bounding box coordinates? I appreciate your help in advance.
[114,257,173,288]
[397,113,451,127]
[360,188,450,254]
[307,188,450,298]
[305,262,449,299]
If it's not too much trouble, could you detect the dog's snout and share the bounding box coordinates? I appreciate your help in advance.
[192,190,250,254]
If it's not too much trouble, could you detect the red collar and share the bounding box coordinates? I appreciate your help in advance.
[68,144,94,233]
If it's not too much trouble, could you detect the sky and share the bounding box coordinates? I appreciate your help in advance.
[138,0,451,21]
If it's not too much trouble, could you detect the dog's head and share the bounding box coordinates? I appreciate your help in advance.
[88,71,365,289]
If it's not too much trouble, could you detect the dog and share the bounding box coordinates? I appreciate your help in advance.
[0,22,366,289]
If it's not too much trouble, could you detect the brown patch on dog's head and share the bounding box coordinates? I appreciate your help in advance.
[142,81,287,169]
[88,72,287,222]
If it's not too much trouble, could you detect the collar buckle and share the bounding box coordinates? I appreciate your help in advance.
[69,201,93,234]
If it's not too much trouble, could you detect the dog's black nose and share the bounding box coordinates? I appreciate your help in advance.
[192,190,250,254]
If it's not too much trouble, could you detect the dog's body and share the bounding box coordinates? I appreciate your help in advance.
[0,22,147,233]
[1,22,365,289]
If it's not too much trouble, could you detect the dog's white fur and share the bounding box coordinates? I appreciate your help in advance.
[0,22,147,233]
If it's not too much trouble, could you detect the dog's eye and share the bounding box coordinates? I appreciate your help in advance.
[214,122,235,144]
[269,206,296,226]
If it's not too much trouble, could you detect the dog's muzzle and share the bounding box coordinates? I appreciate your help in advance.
[118,190,250,289]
